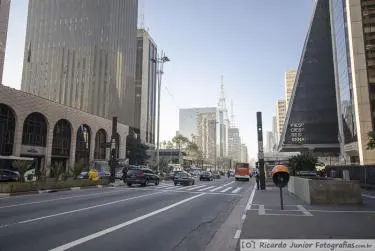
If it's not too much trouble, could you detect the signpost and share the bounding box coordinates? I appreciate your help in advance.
[109,117,117,183]
[256,112,266,190]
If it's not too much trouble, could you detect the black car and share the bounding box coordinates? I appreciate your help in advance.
[200,171,213,181]
[125,168,159,187]
[174,172,195,186]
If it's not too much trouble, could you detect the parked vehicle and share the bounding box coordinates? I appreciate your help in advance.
[0,156,37,182]
[125,168,159,187]
[199,171,213,181]
[235,163,252,181]
[0,169,20,182]
[212,171,221,179]
[174,172,195,186]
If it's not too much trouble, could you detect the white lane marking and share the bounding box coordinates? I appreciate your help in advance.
[297,205,313,216]
[234,229,241,239]
[49,193,205,251]
[0,189,127,209]
[362,194,375,199]
[241,214,246,221]
[18,191,165,224]
[308,209,375,214]
[198,186,216,192]
[245,183,257,210]
[232,187,242,194]
[209,181,235,192]
[262,214,307,217]
[185,185,206,191]
[258,205,265,215]
[220,187,232,193]
[175,186,191,190]
[164,186,176,190]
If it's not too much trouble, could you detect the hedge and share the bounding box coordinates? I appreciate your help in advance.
[0,178,110,194]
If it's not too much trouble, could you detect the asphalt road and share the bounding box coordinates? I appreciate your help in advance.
[0,176,254,251]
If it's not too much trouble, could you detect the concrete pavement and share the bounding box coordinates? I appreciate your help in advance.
[0,176,254,251]
[236,183,375,250]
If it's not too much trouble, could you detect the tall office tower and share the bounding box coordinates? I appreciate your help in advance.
[21,0,138,127]
[228,127,241,162]
[266,131,274,152]
[135,29,157,145]
[279,0,340,159]
[285,70,297,109]
[240,144,248,163]
[179,107,217,141]
[196,112,217,163]
[276,100,286,144]
[330,0,375,164]
[0,0,10,85]
[272,116,278,149]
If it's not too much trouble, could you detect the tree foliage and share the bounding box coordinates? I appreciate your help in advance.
[126,131,150,165]
[367,131,375,150]
[288,152,318,176]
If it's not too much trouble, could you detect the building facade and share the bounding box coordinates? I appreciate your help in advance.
[272,116,278,150]
[228,127,241,162]
[330,0,375,164]
[21,0,138,127]
[0,85,128,173]
[179,107,217,140]
[279,0,340,156]
[135,29,157,146]
[285,70,297,109]
[240,144,248,163]
[196,112,216,162]
[0,0,10,85]
[276,100,286,144]
[266,131,274,152]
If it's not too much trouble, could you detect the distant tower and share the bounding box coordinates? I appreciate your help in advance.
[138,0,145,29]
[218,75,228,117]
[230,99,235,128]
[217,75,230,157]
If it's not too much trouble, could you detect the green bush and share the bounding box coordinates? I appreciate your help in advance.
[0,178,110,194]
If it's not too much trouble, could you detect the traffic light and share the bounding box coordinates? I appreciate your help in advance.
[256,162,259,168]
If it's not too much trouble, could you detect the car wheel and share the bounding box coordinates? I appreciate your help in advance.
[192,180,195,185]
[142,179,149,187]
[235,178,239,181]
[127,182,132,187]
[174,182,177,186]
[155,179,159,185]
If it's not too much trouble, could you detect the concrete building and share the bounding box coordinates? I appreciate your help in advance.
[21,0,138,127]
[285,70,297,109]
[135,29,157,146]
[0,85,128,174]
[196,112,216,163]
[179,107,217,141]
[228,128,241,162]
[272,116,278,150]
[266,131,274,152]
[279,0,340,157]
[330,0,375,164]
[240,144,248,163]
[276,100,286,143]
[0,0,10,85]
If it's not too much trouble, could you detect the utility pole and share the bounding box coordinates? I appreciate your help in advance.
[256,112,266,190]
[109,117,118,183]
[151,51,170,174]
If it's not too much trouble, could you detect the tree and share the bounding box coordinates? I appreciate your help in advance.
[126,131,150,165]
[172,134,189,150]
[165,141,174,149]
[288,152,318,176]
[367,131,375,150]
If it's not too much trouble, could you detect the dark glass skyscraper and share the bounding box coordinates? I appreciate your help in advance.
[21,0,138,127]
[279,0,340,153]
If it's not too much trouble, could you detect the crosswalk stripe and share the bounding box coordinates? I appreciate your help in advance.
[220,187,232,193]
[232,187,242,194]
[176,186,192,190]
[198,186,216,191]
[164,186,176,190]
[185,185,206,191]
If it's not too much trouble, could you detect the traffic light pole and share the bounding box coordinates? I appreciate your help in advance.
[256,112,266,190]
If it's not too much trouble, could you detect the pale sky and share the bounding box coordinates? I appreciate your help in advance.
[2,0,315,159]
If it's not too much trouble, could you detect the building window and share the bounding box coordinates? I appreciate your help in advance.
[75,124,91,166]
[0,104,16,156]
[22,112,48,147]
[94,129,107,159]
[52,119,71,158]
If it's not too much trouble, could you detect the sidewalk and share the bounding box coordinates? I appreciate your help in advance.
[236,184,375,250]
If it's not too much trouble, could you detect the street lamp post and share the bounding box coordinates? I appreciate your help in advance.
[151,51,170,174]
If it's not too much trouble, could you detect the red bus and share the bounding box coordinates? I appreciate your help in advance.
[235,163,252,181]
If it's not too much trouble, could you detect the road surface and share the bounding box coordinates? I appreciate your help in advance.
[0,177,254,251]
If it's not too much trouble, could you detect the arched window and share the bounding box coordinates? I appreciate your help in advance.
[94,129,107,159]
[75,124,91,166]
[0,104,16,156]
[52,119,72,157]
[22,112,48,147]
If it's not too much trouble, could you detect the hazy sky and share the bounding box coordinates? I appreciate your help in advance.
[3,0,314,159]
